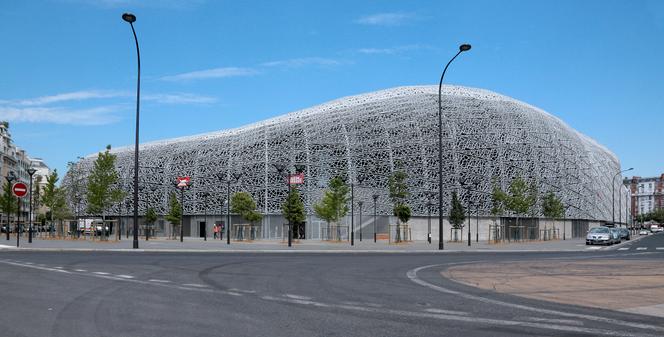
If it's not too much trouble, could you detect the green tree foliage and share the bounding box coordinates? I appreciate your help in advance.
[389,169,411,242]
[490,179,506,217]
[449,191,466,229]
[1,181,17,217]
[165,192,181,238]
[41,169,59,235]
[542,192,564,219]
[504,176,538,216]
[86,145,124,216]
[313,176,349,225]
[52,187,72,222]
[32,175,42,219]
[231,192,263,224]
[145,207,158,225]
[282,187,305,225]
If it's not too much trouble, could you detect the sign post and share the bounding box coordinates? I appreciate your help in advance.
[12,182,28,247]
[176,177,191,242]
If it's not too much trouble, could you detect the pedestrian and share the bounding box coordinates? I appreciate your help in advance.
[213,224,218,239]
[220,224,224,240]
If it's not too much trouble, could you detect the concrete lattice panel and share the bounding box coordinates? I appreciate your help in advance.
[64,85,627,221]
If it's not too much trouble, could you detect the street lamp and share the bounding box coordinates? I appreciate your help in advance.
[612,168,633,226]
[4,171,15,241]
[358,201,363,242]
[122,12,141,249]
[372,194,379,243]
[350,175,365,246]
[438,43,471,250]
[27,168,37,243]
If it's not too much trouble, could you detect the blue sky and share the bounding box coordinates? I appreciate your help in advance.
[1,0,662,179]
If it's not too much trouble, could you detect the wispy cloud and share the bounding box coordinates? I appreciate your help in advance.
[160,67,258,82]
[0,105,123,125]
[260,57,344,68]
[1,90,217,125]
[355,12,416,26]
[143,93,217,104]
[16,90,127,106]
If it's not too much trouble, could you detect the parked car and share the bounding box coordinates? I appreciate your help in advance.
[651,225,663,233]
[0,225,11,233]
[619,228,631,241]
[610,228,622,244]
[639,229,650,235]
[586,227,612,245]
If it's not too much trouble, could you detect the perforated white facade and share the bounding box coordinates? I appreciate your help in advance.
[66,85,626,222]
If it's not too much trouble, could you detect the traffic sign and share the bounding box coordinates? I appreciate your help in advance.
[12,182,28,198]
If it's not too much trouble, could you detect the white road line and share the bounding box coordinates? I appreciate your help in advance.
[92,272,110,275]
[284,294,312,300]
[148,279,171,283]
[116,275,134,279]
[585,246,602,250]
[636,247,647,251]
[656,247,664,250]
[229,288,256,294]
[617,248,629,251]
[74,269,87,272]
[182,283,209,288]
[424,308,469,316]
[406,264,664,334]
[520,317,584,326]
[261,294,639,336]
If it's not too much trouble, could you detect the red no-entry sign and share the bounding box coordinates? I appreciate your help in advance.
[12,182,28,198]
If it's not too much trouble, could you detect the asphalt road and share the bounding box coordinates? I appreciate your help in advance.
[1,235,663,337]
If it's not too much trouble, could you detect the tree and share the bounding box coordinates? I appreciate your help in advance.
[231,192,263,224]
[51,187,72,232]
[86,145,124,238]
[313,176,349,240]
[165,192,181,239]
[145,207,158,239]
[503,176,538,240]
[282,187,305,239]
[1,182,17,229]
[32,175,43,225]
[41,169,59,236]
[389,169,410,242]
[449,191,465,241]
[490,180,506,242]
[541,192,564,239]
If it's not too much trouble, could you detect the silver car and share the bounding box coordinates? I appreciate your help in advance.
[586,227,612,245]
[610,228,622,244]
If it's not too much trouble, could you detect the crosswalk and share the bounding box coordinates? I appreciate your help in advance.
[615,246,664,251]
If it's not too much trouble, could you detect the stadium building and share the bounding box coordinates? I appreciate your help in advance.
[65,85,631,241]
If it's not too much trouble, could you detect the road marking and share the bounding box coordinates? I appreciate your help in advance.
[585,246,602,250]
[116,275,134,279]
[0,244,13,248]
[228,288,256,294]
[656,247,664,250]
[182,283,209,288]
[519,317,584,326]
[424,308,469,316]
[284,294,312,300]
[53,266,63,269]
[148,279,171,283]
[74,269,87,272]
[92,272,110,275]
[406,264,664,334]
[341,301,383,308]
[261,294,638,336]
[636,247,647,251]
[617,248,629,251]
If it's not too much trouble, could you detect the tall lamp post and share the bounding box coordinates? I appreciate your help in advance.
[438,43,471,250]
[358,201,364,242]
[5,171,15,241]
[612,168,633,226]
[372,194,379,243]
[27,168,36,243]
[122,12,141,249]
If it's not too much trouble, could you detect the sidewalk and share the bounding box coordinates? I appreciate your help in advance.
[0,236,598,253]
